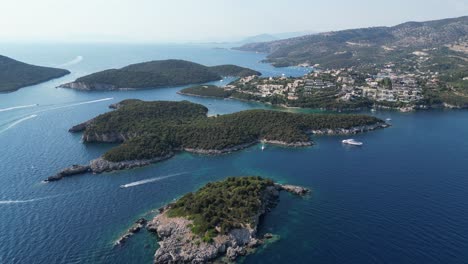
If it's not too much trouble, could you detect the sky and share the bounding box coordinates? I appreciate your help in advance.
[1,0,467,43]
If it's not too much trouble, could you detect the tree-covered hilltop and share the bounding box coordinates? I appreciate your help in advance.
[209,65,261,77]
[0,55,70,92]
[60,59,261,90]
[75,100,384,162]
[179,85,233,98]
[167,176,275,242]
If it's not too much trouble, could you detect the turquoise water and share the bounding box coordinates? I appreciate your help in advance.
[0,44,467,264]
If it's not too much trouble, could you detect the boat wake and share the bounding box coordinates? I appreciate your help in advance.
[0,98,113,134]
[0,114,37,134]
[34,98,114,113]
[0,189,90,205]
[57,55,83,67]
[0,104,38,113]
[0,197,49,205]
[120,172,187,188]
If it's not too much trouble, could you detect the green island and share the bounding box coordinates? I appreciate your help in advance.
[140,176,310,263]
[0,55,70,92]
[232,16,468,110]
[59,59,261,91]
[46,99,387,181]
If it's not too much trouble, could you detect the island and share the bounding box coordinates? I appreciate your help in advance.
[119,176,310,263]
[233,16,468,110]
[0,55,70,92]
[58,59,261,91]
[45,99,388,182]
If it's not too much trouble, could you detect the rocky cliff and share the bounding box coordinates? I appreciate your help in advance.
[146,183,309,263]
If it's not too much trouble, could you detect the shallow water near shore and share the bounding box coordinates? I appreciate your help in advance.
[0,43,468,264]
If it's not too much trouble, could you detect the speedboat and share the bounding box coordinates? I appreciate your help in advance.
[342,139,363,146]
[261,144,265,151]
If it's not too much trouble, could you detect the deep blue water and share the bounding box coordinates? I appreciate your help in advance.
[0,44,467,264]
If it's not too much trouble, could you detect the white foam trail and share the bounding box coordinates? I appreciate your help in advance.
[34,98,114,113]
[0,197,49,204]
[57,55,83,67]
[0,104,38,113]
[120,172,186,188]
[0,190,87,205]
[0,114,37,134]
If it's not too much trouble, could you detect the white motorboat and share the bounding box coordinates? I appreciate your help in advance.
[342,139,363,146]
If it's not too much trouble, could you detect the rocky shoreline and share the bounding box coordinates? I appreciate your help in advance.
[146,183,309,263]
[58,82,117,91]
[309,122,389,135]
[45,121,388,182]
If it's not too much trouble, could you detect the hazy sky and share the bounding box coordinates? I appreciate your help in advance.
[1,0,467,43]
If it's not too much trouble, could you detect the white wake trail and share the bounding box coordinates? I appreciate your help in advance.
[120,172,186,188]
[0,197,49,204]
[0,190,88,205]
[0,114,37,134]
[57,55,83,67]
[0,104,38,113]
[34,98,114,113]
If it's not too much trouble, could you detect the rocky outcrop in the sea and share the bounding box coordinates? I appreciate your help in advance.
[146,183,309,263]
[44,165,91,182]
[45,154,174,182]
[89,155,174,173]
[115,218,148,246]
[276,183,310,195]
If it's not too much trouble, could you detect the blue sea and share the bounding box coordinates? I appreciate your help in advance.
[0,43,467,264]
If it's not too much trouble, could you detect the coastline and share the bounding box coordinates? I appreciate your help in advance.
[143,180,309,263]
[179,89,468,112]
[45,122,388,182]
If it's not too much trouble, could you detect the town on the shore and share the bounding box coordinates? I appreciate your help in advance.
[223,54,458,111]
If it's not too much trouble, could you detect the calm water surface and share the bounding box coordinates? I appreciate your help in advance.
[0,44,467,264]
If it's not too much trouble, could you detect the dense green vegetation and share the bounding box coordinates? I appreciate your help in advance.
[79,100,383,162]
[70,60,260,90]
[209,65,261,77]
[0,55,70,92]
[179,85,232,98]
[167,176,275,241]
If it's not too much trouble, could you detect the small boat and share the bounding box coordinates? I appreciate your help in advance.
[371,109,377,112]
[261,144,265,151]
[342,139,363,146]
[386,118,392,121]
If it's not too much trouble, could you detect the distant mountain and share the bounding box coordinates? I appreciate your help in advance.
[241,34,279,44]
[0,55,70,92]
[234,16,468,68]
[60,59,261,91]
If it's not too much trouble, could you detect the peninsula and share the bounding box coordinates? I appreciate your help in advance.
[0,55,70,92]
[146,176,309,263]
[58,59,261,91]
[46,99,387,182]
